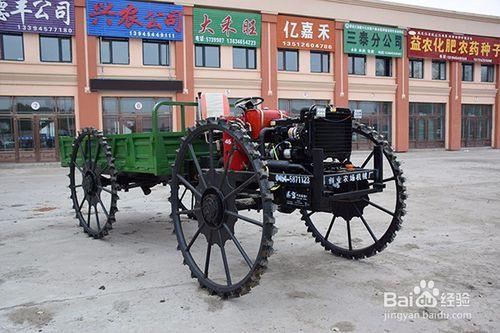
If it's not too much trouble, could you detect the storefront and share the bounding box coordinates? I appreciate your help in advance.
[461,104,493,147]
[0,96,75,162]
[409,103,446,148]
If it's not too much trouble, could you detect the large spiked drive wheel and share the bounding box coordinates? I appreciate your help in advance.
[69,128,118,239]
[171,119,275,297]
[303,122,407,259]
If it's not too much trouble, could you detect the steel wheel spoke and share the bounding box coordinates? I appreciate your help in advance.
[223,224,253,269]
[225,210,263,227]
[223,174,257,201]
[325,215,336,240]
[94,204,101,230]
[346,220,352,251]
[87,134,92,167]
[186,222,205,251]
[218,230,232,286]
[73,161,84,174]
[78,143,87,165]
[204,232,212,278]
[179,187,187,202]
[383,176,396,183]
[353,203,378,242]
[98,197,109,218]
[362,198,395,216]
[77,194,87,211]
[99,185,114,195]
[177,174,202,199]
[219,145,237,188]
[188,144,207,189]
[361,150,374,168]
[87,201,91,227]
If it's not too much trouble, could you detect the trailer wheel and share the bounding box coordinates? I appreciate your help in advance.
[302,122,407,259]
[171,118,275,297]
[69,128,118,239]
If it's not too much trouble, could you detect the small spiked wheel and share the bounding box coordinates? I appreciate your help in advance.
[69,128,118,239]
[171,118,275,297]
[302,121,407,259]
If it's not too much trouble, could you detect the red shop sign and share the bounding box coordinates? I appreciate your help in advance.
[407,28,500,64]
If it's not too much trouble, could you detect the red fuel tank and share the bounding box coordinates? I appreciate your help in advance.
[244,109,288,140]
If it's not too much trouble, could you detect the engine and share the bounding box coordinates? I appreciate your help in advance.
[262,105,353,165]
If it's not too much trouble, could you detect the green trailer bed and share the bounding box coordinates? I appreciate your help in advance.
[59,101,199,177]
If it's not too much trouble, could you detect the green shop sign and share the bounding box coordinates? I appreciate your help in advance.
[193,8,261,47]
[344,23,404,57]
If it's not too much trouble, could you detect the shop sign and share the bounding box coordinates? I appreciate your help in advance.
[193,8,260,47]
[407,28,499,64]
[277,15,334,51]
[0,0,75,35]
[86,0,183,41]
[344,23,403,57]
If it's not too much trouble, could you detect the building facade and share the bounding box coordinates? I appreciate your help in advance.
[0,0,499,162]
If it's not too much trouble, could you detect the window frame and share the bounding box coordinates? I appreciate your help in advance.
[409,58,424,79]
[232,46,257,70]
[278,49,299,72]
[100,37,130,65]
[375,56,392,77]
[142,39,170,67]
[462,62,474,82]
[431,60,446,80]
[0,32,25,61]
[39,35,72,63]
[348,54,366,75]
[480,64,494,83]
[195,44,221,68]
[310,51,330,73]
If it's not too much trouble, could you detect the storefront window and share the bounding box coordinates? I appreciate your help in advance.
[348,54,366,75]
[0,33,24,61]
[409,59,424,79]
[278,99,330,117]
[278,49,299,71]
[375,57,391,77]
[103,97,173,135]
[143,40,169,66]
[233,47,256,69]
[462,63,474,82]
[16,97,55,113]
[409,103,445,148]
[432,61,446,80]
[195,45,220,68]
[481,65,494,83]
[0,97,12,113]
[40,35,72,62]
[349,101,392,147]
[310,51,329,73]
[100,38,129,64]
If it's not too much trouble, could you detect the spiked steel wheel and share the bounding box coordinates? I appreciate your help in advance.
[69,128,118,239]
[302,121,407,259]
[171,118,275,297]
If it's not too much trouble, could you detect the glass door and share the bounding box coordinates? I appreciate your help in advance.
[37,116,57,161]
[17,117,36,162]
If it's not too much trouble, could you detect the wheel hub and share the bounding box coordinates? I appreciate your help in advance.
[83,171,98,196]
[201,187,225,229]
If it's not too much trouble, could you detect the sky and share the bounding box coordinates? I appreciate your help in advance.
[381,0,500,17]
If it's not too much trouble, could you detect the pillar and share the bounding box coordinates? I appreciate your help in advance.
[175,6,195,128]
[334,21,348,107]
[447,61,462,150]
[493,64,500,148]
[260,13,278,109]
[75,0,100,130]
[394,41,410,152]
